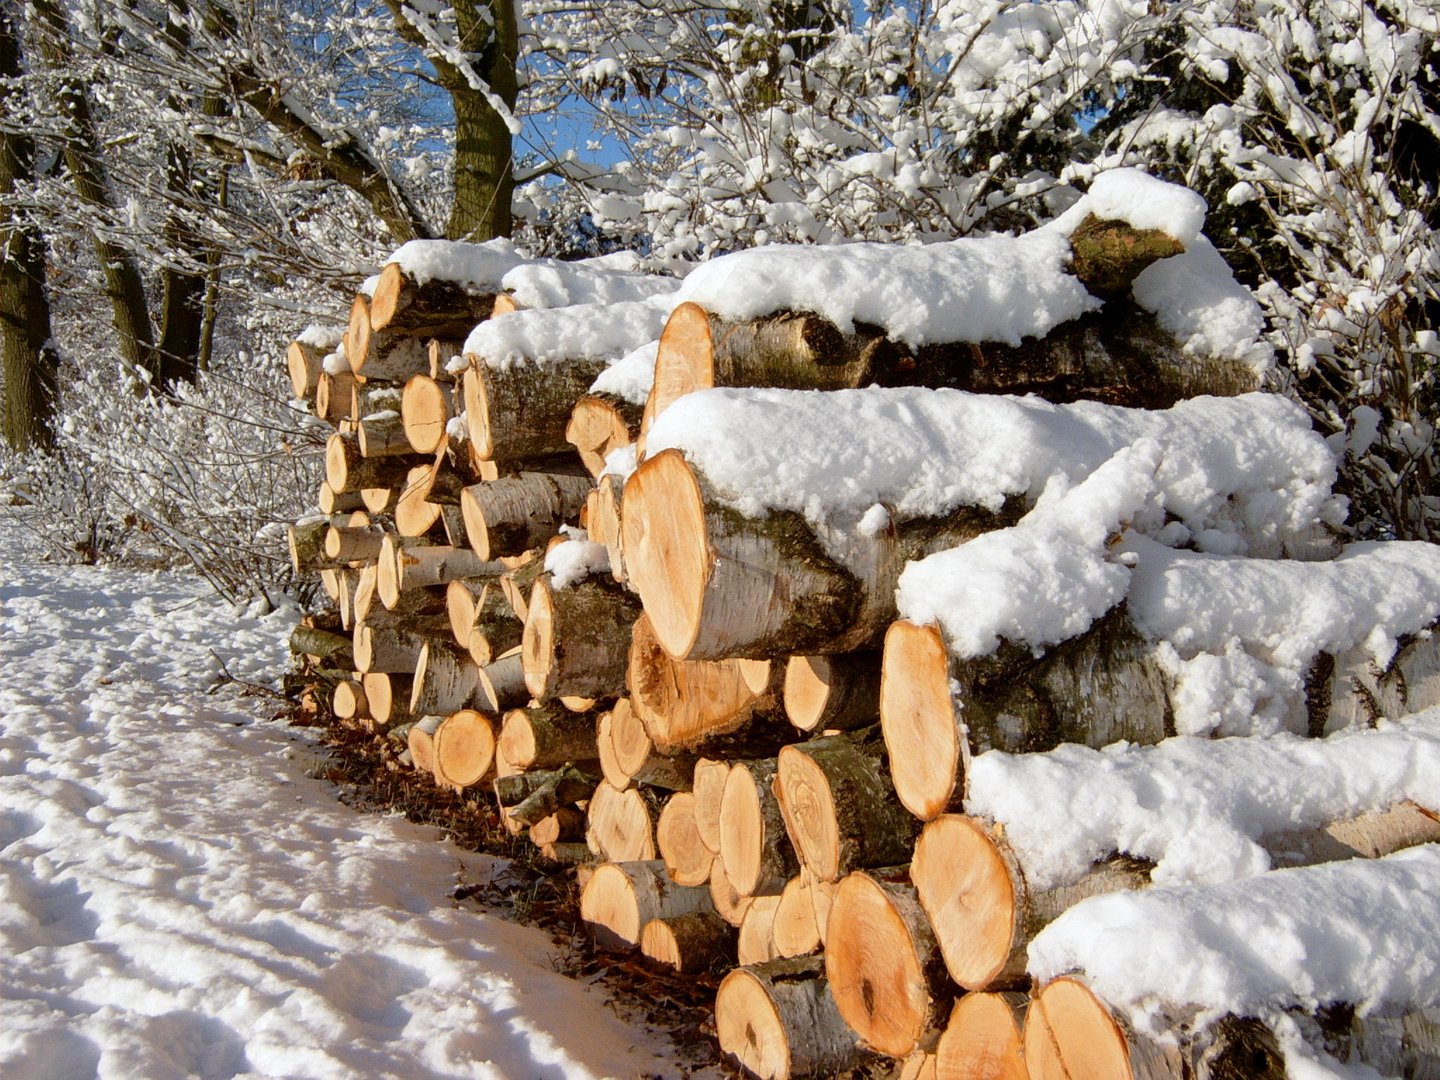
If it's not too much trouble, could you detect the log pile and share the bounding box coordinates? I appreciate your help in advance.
[286,198,1440,1080]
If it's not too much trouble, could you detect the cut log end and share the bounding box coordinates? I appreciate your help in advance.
[911,815,1016,990]
[716,968,793,1080]
[432,709,496,789]
[936,993,1029,1080]
[401,374,450,455]
[1023,977,1133,1080]
[881,620,963,821]
[644,301,715,436]
[622,449,710,659]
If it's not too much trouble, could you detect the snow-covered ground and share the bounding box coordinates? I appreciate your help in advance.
[0,517,684,1079]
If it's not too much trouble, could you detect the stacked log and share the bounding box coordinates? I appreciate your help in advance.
[286,198,1440,1080]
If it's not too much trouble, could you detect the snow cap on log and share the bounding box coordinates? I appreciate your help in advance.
[1027,843,1440,1030]
[500,253,677,310]
[589,339,659,406]
[383,237,525,288]
[966,709,1440,889]
[462,295,677,372]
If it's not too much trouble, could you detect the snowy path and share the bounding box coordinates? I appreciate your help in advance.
[0,523,680,1079]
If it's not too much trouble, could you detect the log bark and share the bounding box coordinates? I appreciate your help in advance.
[349,323,434,385]
[627,611,790,754]
[377,534,503,609]
[368,262,497,337]
[774,733,918,883]
[579,859,712,950]
[460,470,593,559]
[463,356,610,465]
[497,702,597,770]
[431,709,496,790]
[641,911,733,974]
[494,765,599,827]
[586,779,658,863]
[656,791,714,887]
[623,448,1012,659]
[715,957,865,1080]
[719,758,796,898]
[325,521,385,564]
[825,869,951,1058]
[353,615,451,674]
[783,652,882,733]
[290,624,355,669]
[522,574,641,701]
[318,481,366,515]
[475,649,529,712]
[315,369,358,423]
[409,640,481,715]
[325,431,427,492]
[356,410,415,458]
[567,392,643,478]
[935,993,1029,1080]
[362,672,413,726]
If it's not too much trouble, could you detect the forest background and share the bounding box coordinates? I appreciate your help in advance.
[0,0,1435,603]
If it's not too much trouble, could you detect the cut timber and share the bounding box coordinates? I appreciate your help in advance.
[332,680,368,721]
[460,471,593,560]
[325,432,426,493]
[362,672,412,726]
[825,869,950,1058]
[627,612,788,754]
[901,1051,939,1080]
[318,481,365,516]
[641,911,733,974]
[406,714,444,777]
[409,640,481,715]
[530,806,586,846]
[1022,977,1284,1080]
[522,574,641,701]
[290,623,354,670]
[784,652,882,733]
[719,759,796,897]
[567,393,643,478]
[446,579,493,643]
[348,320,433,384]
[287,338,329,399]
[475,650,529,712]
[494,765,598,827]
[325,521,384,563]
[498,553,546,623]
[289,519,347,574]
[431,709,495,790]
[935,993,1030,1080]
[394,459,467,539]
[462,357,610,465]
[492,293,519,316]
[715,957,864,1080]
[579,859,712,951]
[770,871,821,959]
[880,616,1172,821]
[586,779,657,862]
[657,792,713,887]
[400,374,451,454]
[315,369,357,422]
[497,703,597,770]
[368,262,496,336]
[624,449,1007,659]
[710,854,755,928]
[600,698,695,791]
[356,411,414,458]
[774,734,918,882]
[354,616,451,674]
[738,894,784,966]
[428,338,464,381]
[592,473,627,583]
[377,534,502,609]
[692,757,730,854]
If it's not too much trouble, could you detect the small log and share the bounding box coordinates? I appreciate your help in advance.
[287,337,332,400]
[460,470,593,560]
[719,758,796,897]
[288,519,346,574]
[623,448,1008,659]
[362,672,413,726]
[394,459,468,538]
[522,574,641,701]
[935,992,1029,1080]
[579,859,712,951]
[356,411,415,458]
[317,481,365,515]
[289,623,355,669]
[349,312,435,385]
[377,534,503,609]
[428,338,465,381]
[627,612,789,754]
[709,853,755,929]
[586,778,658,862]
[715,957,865,1080]
[640,911,733,974]
[332,679,368,720]
[783,652,882,733]
[400,373,452,455]
[567,392,643,478]
[774,733,919,883]
[738,894,784,966]
[691,757,731,855]
[368,262,497,337]
[353,616,451,674]
[474,649,529,712]
[410,640,481,715]
[325,521,385,564]
[406,714,444,777]
[599,698,695,791]
[497,703,597,770]
[431,709,496,790]
[536,841,592,865]
[325,432,426,492]
[901,1051,939,1080]
[530,806,587,846]
[494,765,599,826]
[463,356,610,466]
[657,791,714,887]
[591,473,627,583]
[499,553,547,622]
[359,486,395,515]
[315,368,357,422]
[825,869,950,1059]
[770,871,822,959]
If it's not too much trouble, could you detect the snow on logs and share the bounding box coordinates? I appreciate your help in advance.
[284,194,1440,1079]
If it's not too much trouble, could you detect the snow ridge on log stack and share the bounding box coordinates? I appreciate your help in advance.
[284,171,1440,1080]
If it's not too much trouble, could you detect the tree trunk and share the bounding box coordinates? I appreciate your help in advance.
[522,573,640,701]
[460,470,593,560]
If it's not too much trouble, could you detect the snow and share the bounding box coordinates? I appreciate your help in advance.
[644,387,1341,553]
[1081,168,1208,246]
[500,259,676,310]
[966,708,1440,889]
[589,340,659,405]
[297,325,344,350]
[0,520,677,1079]
[544,534,612,589]
[674,229,1098,347]
[386,238,526,288]
[1027,843,1440,1034]
[463,296,676,371]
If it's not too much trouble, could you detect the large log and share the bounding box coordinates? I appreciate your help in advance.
[934,993,1030,1080]
[368,262,497,337]
[715,957,866,1080]
[460,470,593,560]
[462,357,610,466]
[353,615,451,674]
[623,448,1010,659]
[579,859,712,951]
[825,869,950,1059]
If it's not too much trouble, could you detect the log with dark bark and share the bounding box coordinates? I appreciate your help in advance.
[497,702,597,770]
[783,652,882,733]
[367,262,497,337]
[522,573,641,701]
[325,431,427,493]
[641,911,734,975]
[462,356,610,466]
[493,765,599,827]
